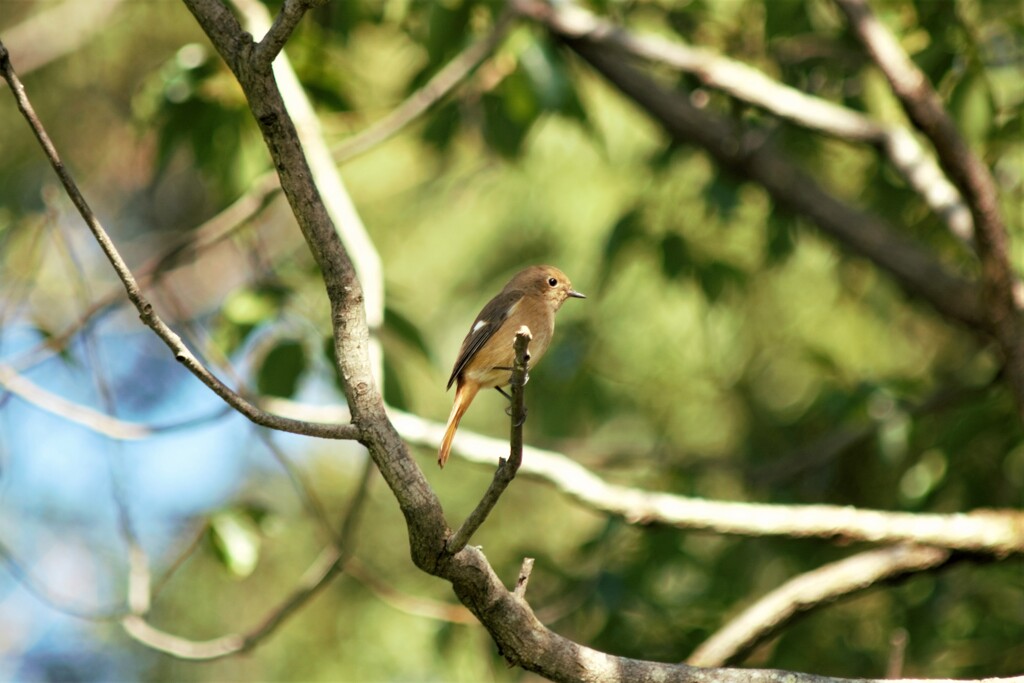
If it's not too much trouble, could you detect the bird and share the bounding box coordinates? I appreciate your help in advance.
[438,265,585,468]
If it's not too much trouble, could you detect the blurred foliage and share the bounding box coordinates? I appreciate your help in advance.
[0,0,1021,681]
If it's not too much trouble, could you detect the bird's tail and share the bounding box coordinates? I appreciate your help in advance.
[439,382,479,468]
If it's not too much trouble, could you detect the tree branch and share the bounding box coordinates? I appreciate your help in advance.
[446,328,531,554]
[333,8,515,161]
[833,0,1024,416]
[515,0,985,332]
[250,0,320,71]
[514,0,972,243]
[687,545,954,666]
[0,40,360,442]
[265,400,1024,557]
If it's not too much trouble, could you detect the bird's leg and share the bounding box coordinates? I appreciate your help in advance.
[494,384,529,425]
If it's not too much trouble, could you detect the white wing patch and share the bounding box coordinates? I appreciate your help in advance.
[472,320,489,333]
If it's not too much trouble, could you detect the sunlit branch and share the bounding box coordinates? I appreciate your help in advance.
[512,0,972,243]
[687,545,953,666]
[517,5,985,332]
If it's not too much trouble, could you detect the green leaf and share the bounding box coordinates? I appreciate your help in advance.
[765,213,796,266]
[951,69,994,150]
[208,510,261,579]
[660,233,693,281]
[704,171,741,221]
[696,260,747,303]
[482,90,532,158]
[257,340,307,398]
[600,207,647,286]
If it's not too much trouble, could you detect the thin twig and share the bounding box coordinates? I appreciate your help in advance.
[251,0,319,71]
[687,545,953,666]
[0,538,128,621]
[122,456,376,660]
[0,40,360,442]
[446,328,532,555]
[514,557,535,599]
[333,9,515,162]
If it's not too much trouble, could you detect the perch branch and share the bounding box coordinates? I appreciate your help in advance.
[446,328,532,554]
[250,0,319,71]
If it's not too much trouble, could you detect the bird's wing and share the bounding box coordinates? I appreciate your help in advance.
[446,289,524,390]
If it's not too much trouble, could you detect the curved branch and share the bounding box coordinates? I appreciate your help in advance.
[517,0,971,243]
[687,545,954,666]
[833,0,1024,415]
[0,43,358,442]
[514,0,984,332]
[261,400,1024,557]
[333,8,515,162]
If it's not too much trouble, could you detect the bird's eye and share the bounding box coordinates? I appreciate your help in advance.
[547,277,558,287]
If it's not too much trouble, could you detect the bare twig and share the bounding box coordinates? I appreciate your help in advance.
[344,557,477,624]
[446,328,531,555]
[0,538,127,621]
[514,0,972,242]
[514,557,535,599]
[0,39,359,442]
[833,0,1024,415]
[687,545,953,666]
[122,456,375,659]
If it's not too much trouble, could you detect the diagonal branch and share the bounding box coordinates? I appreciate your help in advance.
[518,0,972,243]
[446,328,531,554]
[333,8,515,161]
[833,0,1024,416]
[514,1,984,332]
[687,545,954,666]
[0,40,358,442]
[250,0,320,71]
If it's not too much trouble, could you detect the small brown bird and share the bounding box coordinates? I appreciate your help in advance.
[438,265,585,468]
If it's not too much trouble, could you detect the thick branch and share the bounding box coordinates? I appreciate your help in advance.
[446,328,531,554]
[687,545,953,666]
[833,0,1024,415]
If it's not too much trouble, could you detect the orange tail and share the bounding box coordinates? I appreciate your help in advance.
[439,381,479,468]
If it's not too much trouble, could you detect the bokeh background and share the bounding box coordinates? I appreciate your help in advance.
[1,0,1021,680]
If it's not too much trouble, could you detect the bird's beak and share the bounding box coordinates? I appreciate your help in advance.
[568,289,586,299]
